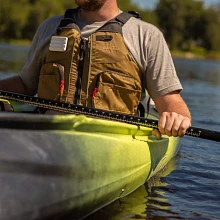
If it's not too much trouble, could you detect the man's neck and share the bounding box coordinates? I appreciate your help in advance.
[80,1,119,22]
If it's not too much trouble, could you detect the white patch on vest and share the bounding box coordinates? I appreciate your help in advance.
[49,36,68,52]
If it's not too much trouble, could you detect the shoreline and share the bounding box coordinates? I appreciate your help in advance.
[1,41,220,61]
[171,50,220,61]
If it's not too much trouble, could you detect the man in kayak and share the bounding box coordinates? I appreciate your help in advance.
[0,0,191,139]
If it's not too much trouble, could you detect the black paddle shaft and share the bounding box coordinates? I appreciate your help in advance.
[0,90,219,142]
[185,127,220,142]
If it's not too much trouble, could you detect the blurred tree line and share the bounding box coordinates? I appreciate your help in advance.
[0,0,220,53]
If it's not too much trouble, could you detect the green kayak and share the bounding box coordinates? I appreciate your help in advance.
[0,102,180,220]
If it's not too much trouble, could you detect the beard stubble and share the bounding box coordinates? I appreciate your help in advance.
[75,0,107,11]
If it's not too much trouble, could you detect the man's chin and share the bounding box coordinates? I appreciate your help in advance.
[80,7,99,11]
[75,0,105,11]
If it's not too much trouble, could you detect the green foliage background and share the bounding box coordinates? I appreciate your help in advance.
[0,0,220,55]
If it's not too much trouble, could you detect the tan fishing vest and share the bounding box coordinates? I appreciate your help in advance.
[37,9,143,115]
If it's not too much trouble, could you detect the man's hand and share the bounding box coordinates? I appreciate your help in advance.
[152,91,192,139]
[152,112,191,139]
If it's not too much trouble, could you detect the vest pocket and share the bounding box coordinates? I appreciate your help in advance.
[92,71,142,115]
[37,63,64,101]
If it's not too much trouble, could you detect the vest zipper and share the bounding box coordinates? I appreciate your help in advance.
[74,39,87,105]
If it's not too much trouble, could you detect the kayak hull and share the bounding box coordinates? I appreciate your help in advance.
[0,113,179,220]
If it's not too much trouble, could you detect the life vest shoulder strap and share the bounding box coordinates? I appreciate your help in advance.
[57,8,80,31]
[97,11,141,34]
[115,11,142,24]
[64,8,79,20]
[59,8,142,32]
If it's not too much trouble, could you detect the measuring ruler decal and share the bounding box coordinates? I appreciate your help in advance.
[0,90,157,127]
[1,90,219,141]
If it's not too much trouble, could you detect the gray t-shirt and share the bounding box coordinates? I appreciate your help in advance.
[19,10,182,100]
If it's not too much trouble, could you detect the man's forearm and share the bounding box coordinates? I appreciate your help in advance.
[159,99,191,121]
[0,75,36,96]
[154,92,192,121]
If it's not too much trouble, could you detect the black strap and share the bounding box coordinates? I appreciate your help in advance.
[0,101,5,111]
[64,8,80,20]
[57,8,79,29]
[115,12,134,24]
[115,11,141,24]
[98,11,142,33]
[128,11,142,20]
[137,102,145,117]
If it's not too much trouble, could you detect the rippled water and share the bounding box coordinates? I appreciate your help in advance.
[1,44,220,220]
